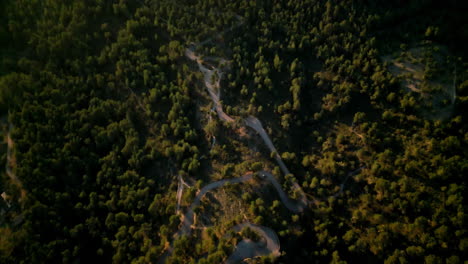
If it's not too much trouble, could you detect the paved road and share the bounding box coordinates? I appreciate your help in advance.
[176,174,190,214]
[160,169,310,263]
[186,49,310,210]
[259,171,305,213]
[180,29,310,263]
[226,222,280,264]
[177,174,253,237]
[172,170,306,240]
[185,48,234,123]
[166,14,364,263]
[244,117,309,207]
[158,174,254,264]
[186,47,310,207]
[161,170,298,263]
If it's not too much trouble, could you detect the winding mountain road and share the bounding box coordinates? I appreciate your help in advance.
[185,48,234,123]
[174,27,308,263]
[177,173,253,237]
[162,14,362,263]
[226,222,280,264]
[159,169,306,263]
[244,117,309,208]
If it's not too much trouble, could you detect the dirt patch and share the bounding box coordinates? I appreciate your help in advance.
[237,126,248,138]
[382,45,456,120]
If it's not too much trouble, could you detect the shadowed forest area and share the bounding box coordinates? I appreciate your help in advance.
[0,0,466,263]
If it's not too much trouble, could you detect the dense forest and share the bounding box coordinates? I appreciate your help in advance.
[0,0,466,263]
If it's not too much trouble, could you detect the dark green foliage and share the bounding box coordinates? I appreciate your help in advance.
[0,0,466,263]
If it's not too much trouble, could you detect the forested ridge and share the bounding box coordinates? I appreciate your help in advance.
[0,0,466,263]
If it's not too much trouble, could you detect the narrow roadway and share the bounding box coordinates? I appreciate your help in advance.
[178,34,309,263]
[226,222,280,264]
[163,15,363,263]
